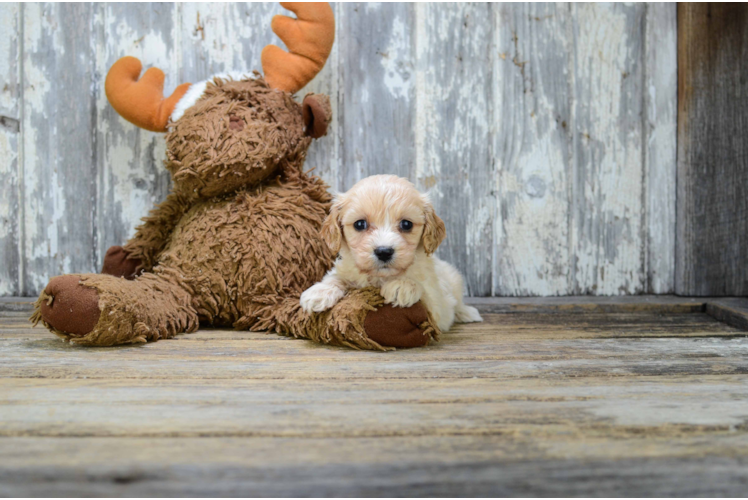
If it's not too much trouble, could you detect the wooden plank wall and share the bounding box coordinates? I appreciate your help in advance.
[0,3,677,297]
[0,4,21,297]
[676,3,748,296]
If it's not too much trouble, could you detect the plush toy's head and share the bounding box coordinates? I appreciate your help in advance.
[165,77,331,198]
[104,2,334,199]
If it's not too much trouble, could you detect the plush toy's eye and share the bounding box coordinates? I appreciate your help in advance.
[353,220,368,231]
[399,220,413,232]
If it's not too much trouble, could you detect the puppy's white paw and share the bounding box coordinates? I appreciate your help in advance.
[300,283,345,313]
[381,279,423,308]
[455,304,483,323]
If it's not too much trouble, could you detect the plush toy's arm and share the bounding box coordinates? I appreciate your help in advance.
[121,192,193,272]
[243,287,440,350]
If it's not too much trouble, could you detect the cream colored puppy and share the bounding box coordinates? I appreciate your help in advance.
[300,175,482,332]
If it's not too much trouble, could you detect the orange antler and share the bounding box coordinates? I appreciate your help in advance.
[105,56,191,132]
[262,2,335,94]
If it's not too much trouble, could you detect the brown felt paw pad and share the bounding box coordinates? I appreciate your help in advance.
[39,275,101,336]
[101,245,143,279]
[364,302,431,348]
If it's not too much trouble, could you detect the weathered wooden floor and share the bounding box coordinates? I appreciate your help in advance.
[1,296,748,497]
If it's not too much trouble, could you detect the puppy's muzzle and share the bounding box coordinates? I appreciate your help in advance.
[374,246,395,263]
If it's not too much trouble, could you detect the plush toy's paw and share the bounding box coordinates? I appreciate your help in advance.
[101,246,143,280]
[300,282,345,313]
[381,278,423,308]
[35,275,101,337]
[364,302,431,348]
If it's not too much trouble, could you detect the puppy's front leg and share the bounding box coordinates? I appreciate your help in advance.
[300,276,347,313]
[381,278,423,308]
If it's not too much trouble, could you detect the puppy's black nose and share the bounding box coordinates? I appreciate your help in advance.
[374,247,395,263]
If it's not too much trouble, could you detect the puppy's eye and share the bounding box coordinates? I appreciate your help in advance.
[353,220,368,231]
[399,220,413,232]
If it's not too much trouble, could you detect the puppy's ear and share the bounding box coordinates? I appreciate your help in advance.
[422,197,446,255]
[321,200,344,253]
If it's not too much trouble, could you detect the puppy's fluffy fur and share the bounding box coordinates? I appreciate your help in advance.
[300,175,482,332]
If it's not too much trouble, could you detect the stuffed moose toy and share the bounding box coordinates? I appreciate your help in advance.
[31,2,439,350]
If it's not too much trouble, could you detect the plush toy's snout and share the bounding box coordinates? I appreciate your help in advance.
[228,115,245,131]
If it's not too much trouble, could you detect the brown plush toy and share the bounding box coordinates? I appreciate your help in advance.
[30,2,439,350]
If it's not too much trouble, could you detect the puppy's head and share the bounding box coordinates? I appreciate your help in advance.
[322,175,446,278]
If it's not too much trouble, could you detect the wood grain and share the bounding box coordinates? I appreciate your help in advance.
[94,4,176,269]
[493,3,573,296]
[0,294,714,314]
[466,294,707,314]
[296,3,341,191]
[676,3,748,296]
[415,3,494,296]
[338,3,416,189]
[179,2,276,81]
[2,310,748,495]
[0,3,683,297]
[644,3,677,294]
[3,312,747,381]
[705,298,748,332]
[571,3,646,295]
[2,436,748,496]
[3,375,748,438]
[21,3,98,294]
[0,3,20,296]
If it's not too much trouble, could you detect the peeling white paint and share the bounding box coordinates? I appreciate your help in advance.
[573,3,645,295]
[22,64,51,115]
[491,4,575,296]
[93,4,177,267]
[0,2,20,295]
[0,4,19,116]
[302,2,340,192]
[107,9,177,91]
[183,4,259,72]
[498,133,571,296]
[0,133,16,241]
[645,3,677,294]
[0,3,678,297]
[381,16,411,100]
[415,3,495,295]
[181,3,274,79]
[465,203,491,252]
[413,3,430,190]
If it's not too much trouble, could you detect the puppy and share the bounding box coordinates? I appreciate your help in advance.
[300,175,482,332]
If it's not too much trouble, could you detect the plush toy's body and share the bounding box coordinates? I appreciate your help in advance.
[31,3,439,350]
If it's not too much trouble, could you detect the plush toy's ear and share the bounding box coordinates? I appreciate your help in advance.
[422,196,446,255]
[302,94,331,138]
[321,200,343,253]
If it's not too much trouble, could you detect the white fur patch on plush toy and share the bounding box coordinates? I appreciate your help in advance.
[170,71,256,123]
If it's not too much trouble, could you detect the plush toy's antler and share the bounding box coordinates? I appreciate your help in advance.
[105,56,191,132]
[262,2,335,94]
[106,3,333,128]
